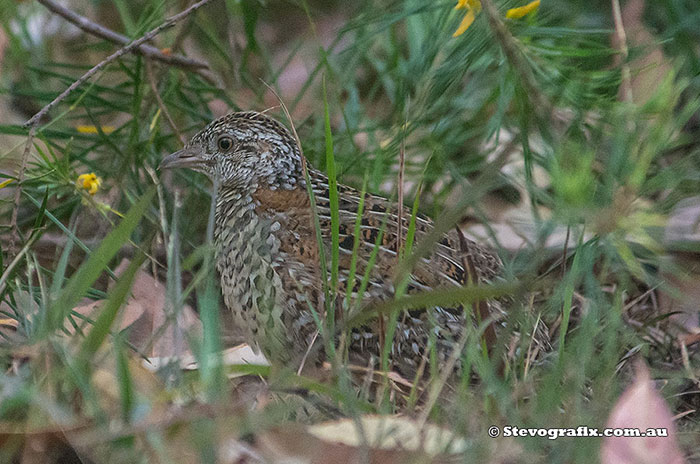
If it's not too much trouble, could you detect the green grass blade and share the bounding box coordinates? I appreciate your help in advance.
[349,281,521,328]
[78,253,145,360]
[31,188,49,230]
[343,174,368,313]
[558,232,585,361]
[199,176,224,400]
[40,188,155,336]
[322,77,340,337]
[395,178,424,298]
[352,213,389,315]
[301,156,332,360]
[24,191,118,281]
[115,333,135,424]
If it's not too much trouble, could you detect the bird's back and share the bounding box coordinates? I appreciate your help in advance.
[249,167,504,378]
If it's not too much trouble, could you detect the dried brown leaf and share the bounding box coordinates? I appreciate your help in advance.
[258,422,445,464]
[70,259,202,358]
[258,414,472,462]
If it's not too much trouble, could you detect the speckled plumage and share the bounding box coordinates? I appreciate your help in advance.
[160,111,506,380]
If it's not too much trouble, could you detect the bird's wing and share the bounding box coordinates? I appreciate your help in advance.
[308,169,503,294]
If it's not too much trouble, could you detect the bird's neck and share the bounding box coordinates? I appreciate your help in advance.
[214,184,257,236]
[213,184,271,263]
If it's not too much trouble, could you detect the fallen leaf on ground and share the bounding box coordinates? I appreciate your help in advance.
[600,361,686,464]
[258,414,467,463]
[307,415,467,454]
[143,343,269,373]
[71,259,202,357]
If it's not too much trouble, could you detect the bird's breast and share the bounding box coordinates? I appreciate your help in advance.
[213,188,288,351]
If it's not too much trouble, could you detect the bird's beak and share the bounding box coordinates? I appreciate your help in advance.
[159,147,203,170]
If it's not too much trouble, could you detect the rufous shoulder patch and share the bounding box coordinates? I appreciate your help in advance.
[253,186,310,212]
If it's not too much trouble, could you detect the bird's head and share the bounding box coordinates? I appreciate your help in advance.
[159,111,304,191]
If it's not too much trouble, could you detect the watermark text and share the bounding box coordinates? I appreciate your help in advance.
[488,425,668,440]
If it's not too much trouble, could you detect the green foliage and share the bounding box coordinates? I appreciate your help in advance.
[0,0,699,461]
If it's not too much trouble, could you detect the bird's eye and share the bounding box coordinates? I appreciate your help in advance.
[217,136,233,152]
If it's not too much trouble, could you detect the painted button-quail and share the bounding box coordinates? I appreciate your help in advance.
[160,111,506,380]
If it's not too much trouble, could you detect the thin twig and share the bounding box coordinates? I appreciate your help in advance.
[479,0,552,124]
[145,60,186,144]
[297,330,320,375]
[387,111,409,394]
[24,0,217,128]
[0,231,41,296]
[611,0,634,103]
[145,164,170,246]
[523,295,540,379]
[455,226,497,351]
[396,116,407,254]
[37,0,209,71]
[9,126,37,251]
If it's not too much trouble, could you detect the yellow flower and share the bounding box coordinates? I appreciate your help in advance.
[76,173,101,195]
[76,125,115,134]
[455,0,480,8]
[453,0,481,37]
[506,0,540,19]
[453,0,540,37]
